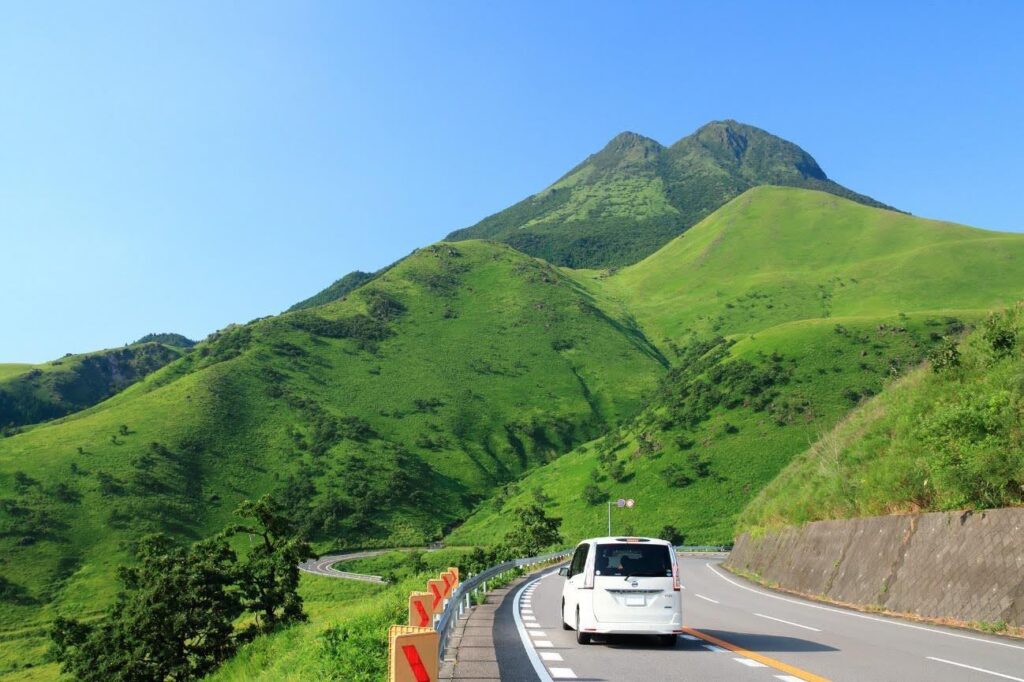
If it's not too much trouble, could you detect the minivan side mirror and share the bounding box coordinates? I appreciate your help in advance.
[558,566,569,577]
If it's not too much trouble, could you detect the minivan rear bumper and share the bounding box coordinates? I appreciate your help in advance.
[584,622,684,635]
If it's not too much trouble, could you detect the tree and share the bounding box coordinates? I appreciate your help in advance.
[51,533,241,681]
[582,483,606,506]
[233,495,314,637]
[498,504,562,559]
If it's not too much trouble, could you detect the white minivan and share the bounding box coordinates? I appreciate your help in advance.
[559,536,682,646]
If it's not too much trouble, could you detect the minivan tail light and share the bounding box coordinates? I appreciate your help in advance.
[672,557,681,591]
[583,547,596,589]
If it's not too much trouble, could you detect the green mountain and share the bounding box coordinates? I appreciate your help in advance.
[449,186,1024,546]
[0,241,665,677]
[738,302,1024,533]
[3,180,1024,679]
[133,332,196,347]
[0,343,186,430]
[288,270,377,312]
[446,120,892,268]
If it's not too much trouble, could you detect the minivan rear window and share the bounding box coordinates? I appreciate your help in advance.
[594,543,672,577]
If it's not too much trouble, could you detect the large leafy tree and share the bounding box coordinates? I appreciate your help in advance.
[497,504,563,559]
[51,496,315,680]
[51,533,241,681]
[233,495,314,637]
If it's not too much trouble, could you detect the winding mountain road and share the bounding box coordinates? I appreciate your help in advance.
[298,549,389,583]
[492,555,1024,681]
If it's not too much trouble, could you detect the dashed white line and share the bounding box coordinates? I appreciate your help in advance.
[528,628,546,636]
[680,634,700,641]
[549,668,577,679]
[512,576,553,682]
[695,593,720,604]
[755,612,821,632]
[526,623,541,629]
[775,676,804,682]
[535,640,554,647]
[926,656,1024,681]
[540,652,563,662]
[707,563,1024,652]
[734,657,767,668]
[703,644,727,653]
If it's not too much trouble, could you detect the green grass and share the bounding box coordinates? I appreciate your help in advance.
[450,186,1024,547]
[738,303,1024,532]
[0,365,34,382]
[0,240,664,677]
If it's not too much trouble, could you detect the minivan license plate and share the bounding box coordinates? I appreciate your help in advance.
[625,595,645,606]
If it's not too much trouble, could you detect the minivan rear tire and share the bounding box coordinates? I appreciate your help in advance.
[575,608,591,645]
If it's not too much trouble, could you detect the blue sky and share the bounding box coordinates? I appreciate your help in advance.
[2,1,1022,362]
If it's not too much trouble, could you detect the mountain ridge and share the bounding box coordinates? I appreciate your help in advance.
[446,120,894,268]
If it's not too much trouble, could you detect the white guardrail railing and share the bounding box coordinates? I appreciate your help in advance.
[434,548,572,662]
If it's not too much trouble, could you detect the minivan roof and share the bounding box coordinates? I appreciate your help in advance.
[575,536,673,546]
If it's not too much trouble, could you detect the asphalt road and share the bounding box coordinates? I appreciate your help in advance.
[297,549,389,582]
[493,556,1024,681]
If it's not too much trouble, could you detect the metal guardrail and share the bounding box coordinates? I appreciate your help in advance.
[435,548,572,662]
[676,544,733,553]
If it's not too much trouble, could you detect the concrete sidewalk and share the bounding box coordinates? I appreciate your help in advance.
[439,578,527,681]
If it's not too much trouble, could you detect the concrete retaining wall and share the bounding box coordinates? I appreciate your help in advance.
[726,508,1024,627]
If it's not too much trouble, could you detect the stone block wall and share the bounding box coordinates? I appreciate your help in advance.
[726,508,1024,626]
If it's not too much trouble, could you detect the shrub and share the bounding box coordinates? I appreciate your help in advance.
[582,484,606,506]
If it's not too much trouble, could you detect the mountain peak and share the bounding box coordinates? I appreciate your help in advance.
[683,119,827,181]
[448,120,892,268]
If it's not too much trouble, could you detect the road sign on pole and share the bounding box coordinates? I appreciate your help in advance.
[626,498,635,508]
[388,625,439,682]
[616,498,626,508]
[447,566,459,588]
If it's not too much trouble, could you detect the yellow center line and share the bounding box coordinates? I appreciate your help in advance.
[682,626,832,682]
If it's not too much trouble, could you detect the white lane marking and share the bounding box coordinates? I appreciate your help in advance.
[540,652,563,661]
[523,616,537,622]
[775,676,805,682]
[526,623,541,629]
[549,668,578,679]
[755,612,821,632]
[695,593,719,604]
[734,657,767,667]
[680,634,700,641]
[535,640,554,647]
[512,575,554,682]
[706,563,1024,652]
[703,644,727,653]
[529,628,546,636]
[926,656,1024,681]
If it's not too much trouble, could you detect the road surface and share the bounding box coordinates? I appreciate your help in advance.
[298,549,389,582]
[492,555,1024,681]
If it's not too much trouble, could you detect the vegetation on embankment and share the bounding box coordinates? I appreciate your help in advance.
[738,303,1024,532]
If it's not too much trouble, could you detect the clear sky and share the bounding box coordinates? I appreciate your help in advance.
[2,1,1022,362]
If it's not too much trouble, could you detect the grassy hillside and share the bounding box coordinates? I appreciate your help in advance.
[0,343,185,430]
[739,303,1024,532]
[449,187,1024,547]
[0,240,665,678]
[447,120,891,268]
[287,270,378,312]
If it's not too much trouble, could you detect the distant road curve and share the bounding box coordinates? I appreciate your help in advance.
[298,549,391,583]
